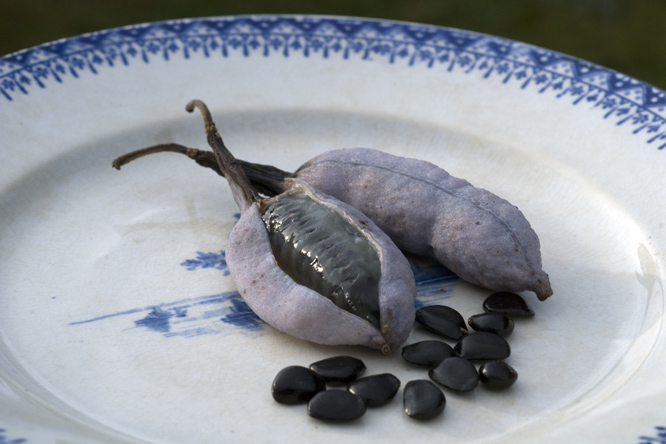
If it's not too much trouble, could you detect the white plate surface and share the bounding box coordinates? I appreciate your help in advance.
[1,15,665,444]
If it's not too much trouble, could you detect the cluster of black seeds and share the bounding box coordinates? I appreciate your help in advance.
[405,291,533,394]
[272,356,401,421]
[271,291,533,421]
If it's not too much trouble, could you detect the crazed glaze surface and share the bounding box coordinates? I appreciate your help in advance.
[226,179,416,351]
[296,148,552,300]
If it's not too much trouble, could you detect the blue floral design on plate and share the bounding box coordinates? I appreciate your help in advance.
[639,426,666,444]
[180,250,229,275]
[69,249,457,338]
[0,429,27,444]
[1,16,665,147]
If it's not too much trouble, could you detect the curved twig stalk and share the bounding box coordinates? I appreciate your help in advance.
[185,99,260,210]
[112,143,209,170]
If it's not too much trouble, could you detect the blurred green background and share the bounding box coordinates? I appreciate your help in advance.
[1,0,664,90]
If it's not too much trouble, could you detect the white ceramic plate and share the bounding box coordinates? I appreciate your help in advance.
[1,15,665,444]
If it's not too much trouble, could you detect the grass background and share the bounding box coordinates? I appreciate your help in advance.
[0,0,664,90]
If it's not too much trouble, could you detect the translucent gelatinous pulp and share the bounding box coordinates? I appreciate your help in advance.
[261,191,382,328]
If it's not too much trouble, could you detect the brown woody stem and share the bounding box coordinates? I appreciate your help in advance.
[185,99,260,210]
[112,143,209,170]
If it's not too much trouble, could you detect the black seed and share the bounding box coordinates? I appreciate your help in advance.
[309,356,366,384]
[483,292,535,317]
[403,380,446,419]
[307,390,367,421]
[347,373,400,407]
[454,332,511,361]
[415,305,468,340]
[272,366,326,404]
[429,357,479,392]
[468,312,515,336]
[401,340,456,367]
[479,360,518,390]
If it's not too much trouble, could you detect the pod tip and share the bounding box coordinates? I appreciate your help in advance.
[534,274,553,301]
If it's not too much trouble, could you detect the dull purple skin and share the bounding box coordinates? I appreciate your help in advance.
[227,179,416,352]
[114,141,552,300]
[294,148,552,301]
[112,103,418,352]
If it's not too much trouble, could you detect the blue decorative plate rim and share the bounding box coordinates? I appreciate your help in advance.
[1,15,664,444]
[1,14,666,149]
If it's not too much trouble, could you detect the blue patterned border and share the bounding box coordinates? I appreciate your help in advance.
[2,15,666,148]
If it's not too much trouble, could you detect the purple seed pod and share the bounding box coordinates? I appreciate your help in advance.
[156,146,553,301]
[293,149,552,301]
[111,101,416,352]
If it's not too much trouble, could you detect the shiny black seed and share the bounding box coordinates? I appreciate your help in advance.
[309,356,366,384]
[429,357,479,392]
[307,390,367,421]
[415,305,468,340]
[468,312,515,336]
[483,292,535,317]
[272,366,326,404]
[479,360,518,390]
[403,380,446,420]
[347,373,400,407]
[401,340,456,367]
[454,332,511,361]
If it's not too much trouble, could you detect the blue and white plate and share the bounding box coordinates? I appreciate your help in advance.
[1,15,665,444]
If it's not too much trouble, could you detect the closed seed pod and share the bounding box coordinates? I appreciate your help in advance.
[292,149,552,301]
[143,147,553,301]
[112,101,416,352]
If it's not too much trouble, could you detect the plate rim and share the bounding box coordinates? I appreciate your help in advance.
[1,13,665,444]
[1,14,665,151]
